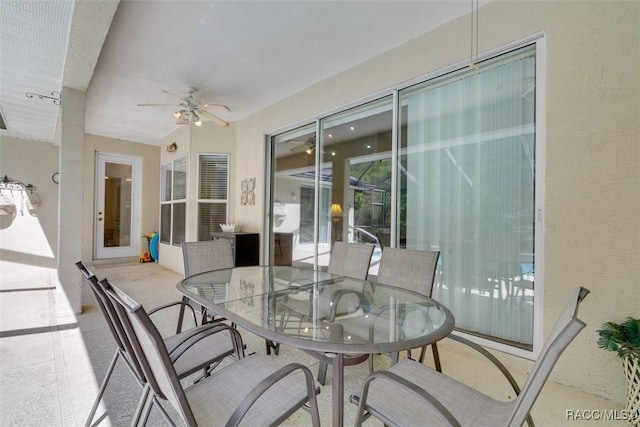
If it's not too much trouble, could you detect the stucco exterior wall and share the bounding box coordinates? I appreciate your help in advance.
[0,136,60,257]
[0,136,61,323]
[234,1,640,403]
[81,134,161,264]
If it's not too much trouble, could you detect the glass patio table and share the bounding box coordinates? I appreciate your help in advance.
[177,266,454,427]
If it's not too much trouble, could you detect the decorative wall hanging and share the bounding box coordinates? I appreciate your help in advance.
[241,177,256,206]
[26,91,62,105]
[0,174,39,217]
[1,175,36,193]
[166,142,177,152]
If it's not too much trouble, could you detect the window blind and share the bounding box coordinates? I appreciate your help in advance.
[198,154,229,240]
[199,154,228,200]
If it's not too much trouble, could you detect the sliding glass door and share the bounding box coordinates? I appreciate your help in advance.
[398,45,536,347]
[267,42,539,349]
[271,124,318,268]
[269,98,393,273]
[318,97,393,274]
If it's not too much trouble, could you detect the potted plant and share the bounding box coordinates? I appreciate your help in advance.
[598,317,640,425]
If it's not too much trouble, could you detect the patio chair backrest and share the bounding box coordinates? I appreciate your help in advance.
[328,242,374,280]
[75,261,146,382]
[507,287,590,425]
[182,239,234,277]
[103,279,197,425]
[375,248,440,296]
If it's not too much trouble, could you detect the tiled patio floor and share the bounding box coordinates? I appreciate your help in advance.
[0,261,625,426]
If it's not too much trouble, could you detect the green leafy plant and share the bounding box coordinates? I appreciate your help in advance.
[597,317,640,359]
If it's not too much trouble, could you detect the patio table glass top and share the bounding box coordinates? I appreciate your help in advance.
[177,265,454,355]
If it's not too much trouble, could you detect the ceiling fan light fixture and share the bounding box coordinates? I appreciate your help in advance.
[174,109,188,122]
[141,89,230,128]
[192,111,202,127]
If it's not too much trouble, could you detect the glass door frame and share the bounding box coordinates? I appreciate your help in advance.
[95,152,141,259]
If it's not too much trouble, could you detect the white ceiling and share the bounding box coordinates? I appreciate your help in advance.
[1,0,483,146]
[0,0,73,142]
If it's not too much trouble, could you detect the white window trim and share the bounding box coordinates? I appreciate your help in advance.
[160,155,187,246]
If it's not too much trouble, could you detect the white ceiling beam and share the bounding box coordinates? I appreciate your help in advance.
[62,0,119,91]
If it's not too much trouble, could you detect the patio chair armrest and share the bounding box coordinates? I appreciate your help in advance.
[351,370,461,427]
[447,333,521,394]
[168,323,244,362]
[226,362,319,427]
[325,289,371,322]
[148,301,198,332]
[446,333,534,427]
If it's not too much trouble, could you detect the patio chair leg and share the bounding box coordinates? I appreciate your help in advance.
[317,360,328,386]
[151,395,177,427]
[265,340,280,355]
[367,354,374,374]
[85,350,120,427]
[132,384,151,427]
[134,386,176,427]
[434,344,442,372]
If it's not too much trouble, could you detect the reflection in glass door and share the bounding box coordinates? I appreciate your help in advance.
[319,96,393,274]
[268,97,393,274]
[271,124,317,268]
[95,153,140,259]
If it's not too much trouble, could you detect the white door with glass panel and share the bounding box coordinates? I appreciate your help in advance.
[95,153,141,259]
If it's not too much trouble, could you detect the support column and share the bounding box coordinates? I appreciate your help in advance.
[56,87,85,316]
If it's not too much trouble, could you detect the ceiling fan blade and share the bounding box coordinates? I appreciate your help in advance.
[137,103,174,107]
[200,104,231,113]
[161,90,185,100]
[287,139,308,146]
[290,144,308,153]
[199,109,229,127]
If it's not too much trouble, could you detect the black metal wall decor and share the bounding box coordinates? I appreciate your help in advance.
[0,175,39,217]
[0,175,36,193]
[26,91,62,105]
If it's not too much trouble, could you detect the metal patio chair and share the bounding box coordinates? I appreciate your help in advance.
[76,262,243,426]
[315,241,375,385]
[369,247,442,372]
[327,241,375,280]
[181,239,235,324]
[351,287,590,427]
[105,279,321,427]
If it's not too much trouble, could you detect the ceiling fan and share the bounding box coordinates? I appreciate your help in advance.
[137,87,230,127]
[288,136,316,154]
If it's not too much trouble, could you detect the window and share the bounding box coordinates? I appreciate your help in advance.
[268,41,542,353]
[160,156,186,246]
[198,154,229,241]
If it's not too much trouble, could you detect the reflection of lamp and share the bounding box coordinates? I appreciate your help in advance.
[330,203,343,220]
[330,203,343,244]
